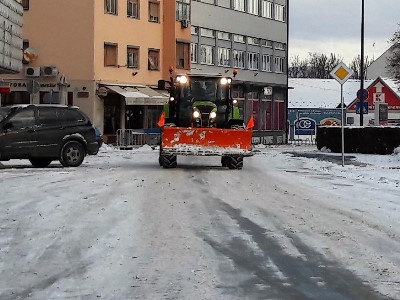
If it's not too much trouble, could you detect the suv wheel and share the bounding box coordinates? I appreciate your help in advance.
[60,141,85,167]
[29,158,53,168]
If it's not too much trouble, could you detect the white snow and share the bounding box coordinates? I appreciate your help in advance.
[0,144,399,299]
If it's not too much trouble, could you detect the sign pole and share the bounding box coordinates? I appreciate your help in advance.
[341,83,345,167]
[330,62,353,167]
[360,0,365,126]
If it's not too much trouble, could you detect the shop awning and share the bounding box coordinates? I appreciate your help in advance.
[105,85,169,105]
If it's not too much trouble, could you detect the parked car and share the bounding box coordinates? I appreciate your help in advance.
[0,104,99,167]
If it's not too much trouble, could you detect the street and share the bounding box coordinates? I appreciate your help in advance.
[0,145,399,299]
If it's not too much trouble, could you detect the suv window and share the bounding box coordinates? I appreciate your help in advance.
[58,108,85,125]
[8,108,35,129]
[37,107,59,126]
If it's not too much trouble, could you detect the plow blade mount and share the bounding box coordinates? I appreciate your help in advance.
[161,127,253,156]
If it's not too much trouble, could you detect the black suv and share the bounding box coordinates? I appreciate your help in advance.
[0,104,99,167]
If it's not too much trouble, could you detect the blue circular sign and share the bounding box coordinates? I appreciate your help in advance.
[357,88,369,101]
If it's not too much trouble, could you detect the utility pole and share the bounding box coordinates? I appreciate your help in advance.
[360,0,365,126]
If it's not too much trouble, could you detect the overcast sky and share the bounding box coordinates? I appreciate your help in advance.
[289,0,400,64]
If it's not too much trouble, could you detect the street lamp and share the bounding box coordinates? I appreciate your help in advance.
[360,0,365,126]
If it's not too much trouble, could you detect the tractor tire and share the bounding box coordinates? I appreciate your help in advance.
[221,156,229,167]
[228,155,243,170]
[159,152,177,168]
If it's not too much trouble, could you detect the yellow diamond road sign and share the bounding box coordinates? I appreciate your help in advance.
[330,62,353,85]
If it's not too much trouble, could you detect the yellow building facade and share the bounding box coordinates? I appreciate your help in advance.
[1,0,191,143]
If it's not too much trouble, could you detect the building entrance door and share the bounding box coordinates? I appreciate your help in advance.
[125,106,143,129]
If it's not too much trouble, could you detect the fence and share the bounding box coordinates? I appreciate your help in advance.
[116,129,160,148]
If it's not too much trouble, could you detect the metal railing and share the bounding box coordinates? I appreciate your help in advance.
[116,129,160,148]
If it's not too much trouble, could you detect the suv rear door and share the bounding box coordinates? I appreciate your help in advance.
[34,106,64,157]
[34,107,89,157]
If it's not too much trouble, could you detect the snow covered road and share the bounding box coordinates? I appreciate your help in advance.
[0,145,399,299]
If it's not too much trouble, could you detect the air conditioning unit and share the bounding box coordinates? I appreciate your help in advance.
[42,65,59,77]
[24,67,40,77]
[180,19,190,28]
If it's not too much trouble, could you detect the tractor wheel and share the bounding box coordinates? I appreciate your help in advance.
[228,155,243,170]
[159,152,177,168]
[221,156,229,167]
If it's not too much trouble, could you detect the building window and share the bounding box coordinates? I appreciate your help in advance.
[233,0,245,12]
[148,49,160,70]
[105,0,117,14]
[261,0,273,18]
[217,32,230,41]
[275,4,286,22]
[247,37,259,45]
[191,43,198,63]
[200,45,214,65]
[275,42,285,50]
[233,34,245,43]
[127,46,139,68]
[233,50,245,69]
[247,52,259,70]
[274,57,284,73]
[248,0,259,15]
[127,0,139,18]
[261,39,273,48]
[22,0,29,10]
[176,42,190,69]
[104,43,118,67]
[262,54,272,72]
[191,26,198,35]
[200,28,215,38]
[176,0,190,21]
[149,1,160,23]
[218,48,230,67]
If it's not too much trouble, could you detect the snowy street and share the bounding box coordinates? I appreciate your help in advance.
[0,145,399,300]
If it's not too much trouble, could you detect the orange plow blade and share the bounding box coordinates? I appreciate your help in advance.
[161,127,253,156]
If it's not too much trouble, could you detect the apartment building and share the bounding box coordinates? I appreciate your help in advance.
[191,0,288,144]
[1,0,191,143]
[0,0,23,75]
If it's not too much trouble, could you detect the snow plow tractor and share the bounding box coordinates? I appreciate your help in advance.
[157,73,253,169]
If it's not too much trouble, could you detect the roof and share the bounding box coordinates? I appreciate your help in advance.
[288,78,400,109]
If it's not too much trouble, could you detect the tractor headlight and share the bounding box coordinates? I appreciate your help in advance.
[193,109,201,119]
[220,78,228,85]
[177,76,188,84]
[209,111,217,119]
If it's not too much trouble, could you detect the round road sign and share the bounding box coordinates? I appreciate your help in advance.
[357,88,369,101]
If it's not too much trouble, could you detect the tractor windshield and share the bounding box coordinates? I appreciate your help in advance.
[180,78,228,103]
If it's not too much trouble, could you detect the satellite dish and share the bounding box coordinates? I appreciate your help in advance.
[23,48,38,62]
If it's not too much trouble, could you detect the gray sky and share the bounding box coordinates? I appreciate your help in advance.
[289,0,400,64]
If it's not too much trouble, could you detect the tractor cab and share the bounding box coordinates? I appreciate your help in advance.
[163,74,241,128]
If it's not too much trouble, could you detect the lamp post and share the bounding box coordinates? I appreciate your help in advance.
[360,0,365,126]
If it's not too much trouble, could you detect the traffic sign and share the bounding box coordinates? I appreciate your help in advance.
[356,101,368,114]
[357,88,369,101]
[330,62,353,85]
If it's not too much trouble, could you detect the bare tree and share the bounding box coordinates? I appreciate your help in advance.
[289,52,343,78]
[289,55,308,78]
[387,25,400,86]
[349,55,373,79]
